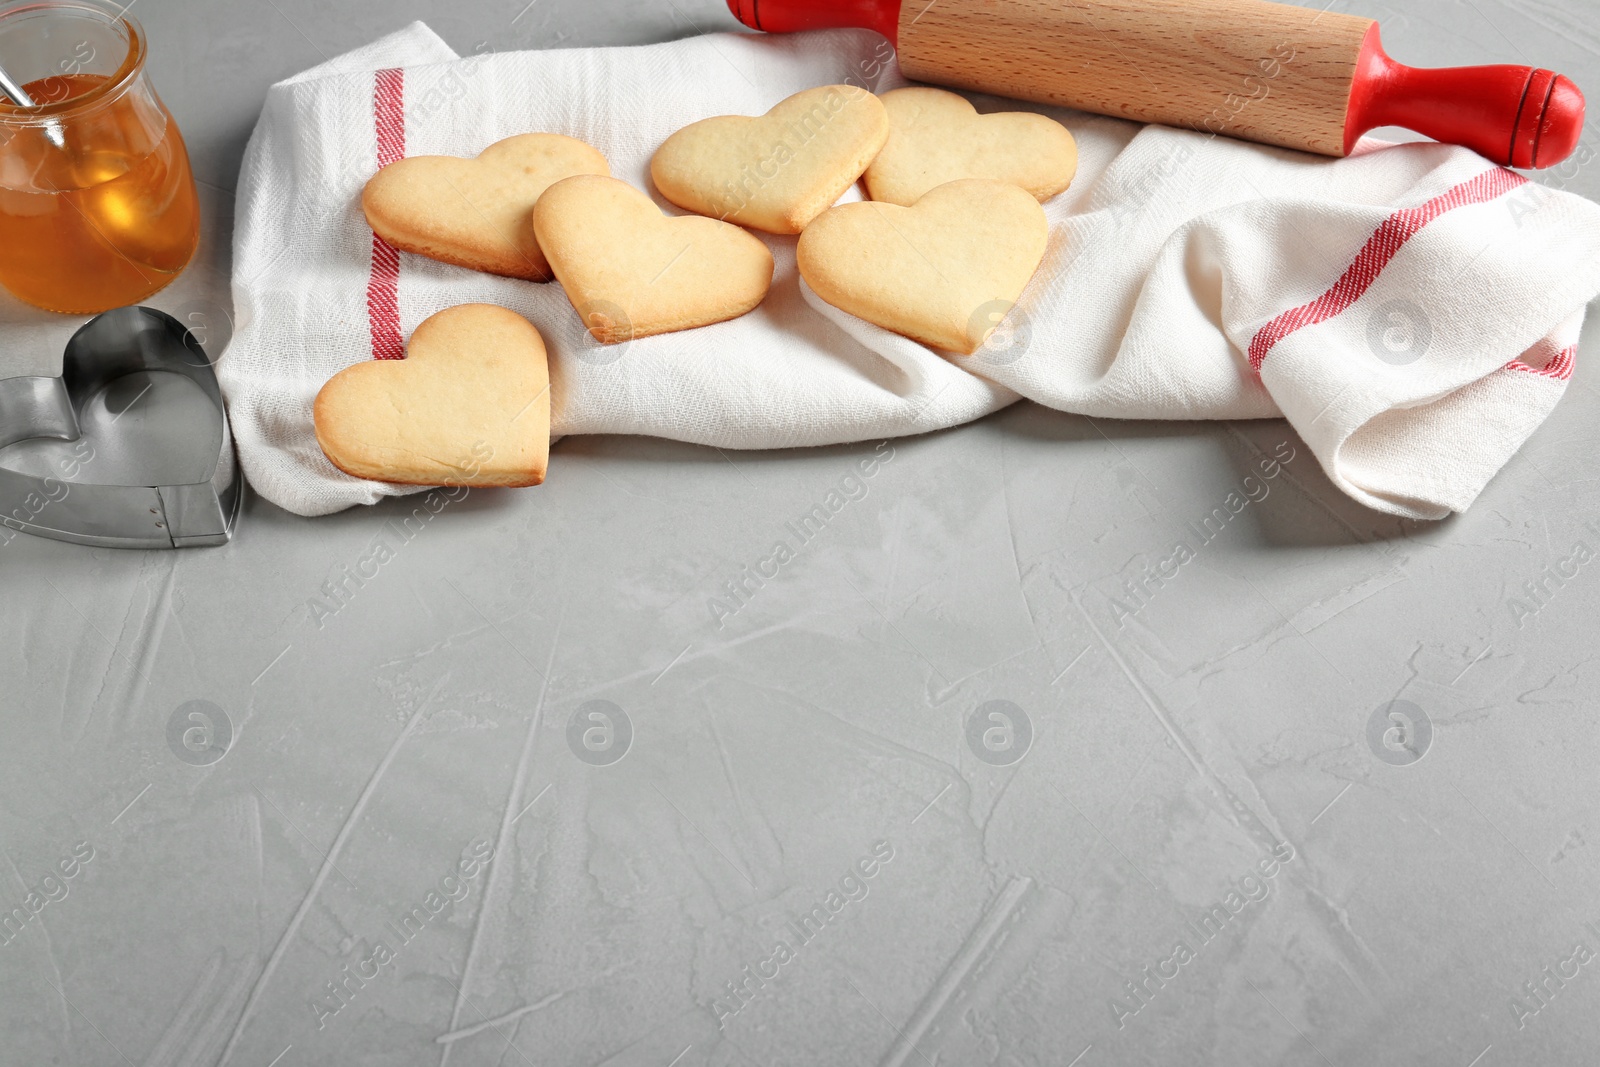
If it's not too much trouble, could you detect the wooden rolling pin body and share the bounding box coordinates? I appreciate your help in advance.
[726,0,1586,168]
[899,0,1367,156]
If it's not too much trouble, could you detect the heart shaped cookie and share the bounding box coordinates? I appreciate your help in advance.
[650,85,889,235]
[532,174,775,343]
[864,88,1078,207]
[797,179,1049,355]
[362,134,609,281]
[314,304,551,487]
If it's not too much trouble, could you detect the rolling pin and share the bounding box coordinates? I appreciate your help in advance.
[724,0,1585,168]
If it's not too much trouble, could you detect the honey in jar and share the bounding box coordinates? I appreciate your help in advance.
[0,2,200,314]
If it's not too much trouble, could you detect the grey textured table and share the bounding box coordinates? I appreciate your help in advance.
[3,1,1600,1065]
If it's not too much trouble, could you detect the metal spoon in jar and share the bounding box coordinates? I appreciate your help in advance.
[0,59,69,147]
[0,59,35,106]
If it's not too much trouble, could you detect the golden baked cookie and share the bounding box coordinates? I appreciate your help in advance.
[361,133,609,281]
[650,84,889,235]
[532,174,775,343]
[797,178,1049,355]
[314,304,551,487]
[865,87,1078,207]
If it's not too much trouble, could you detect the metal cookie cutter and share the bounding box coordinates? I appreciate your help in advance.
[0,306,241,549]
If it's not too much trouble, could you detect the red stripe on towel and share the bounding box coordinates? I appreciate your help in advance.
[367,67,406,360]
[1247,168,1529,373]
[1506,344,1576,381]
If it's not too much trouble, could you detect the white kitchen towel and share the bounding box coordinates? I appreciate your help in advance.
[225,22,1600,518]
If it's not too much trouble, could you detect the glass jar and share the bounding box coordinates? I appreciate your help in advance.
[0,0,199,314]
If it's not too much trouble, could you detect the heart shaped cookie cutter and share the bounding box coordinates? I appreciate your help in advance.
[0,306,241,549]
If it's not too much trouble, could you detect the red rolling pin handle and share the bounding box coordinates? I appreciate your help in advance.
[726,0,1586,169]
[727,0,899,38]
[1347,24,1584,169]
